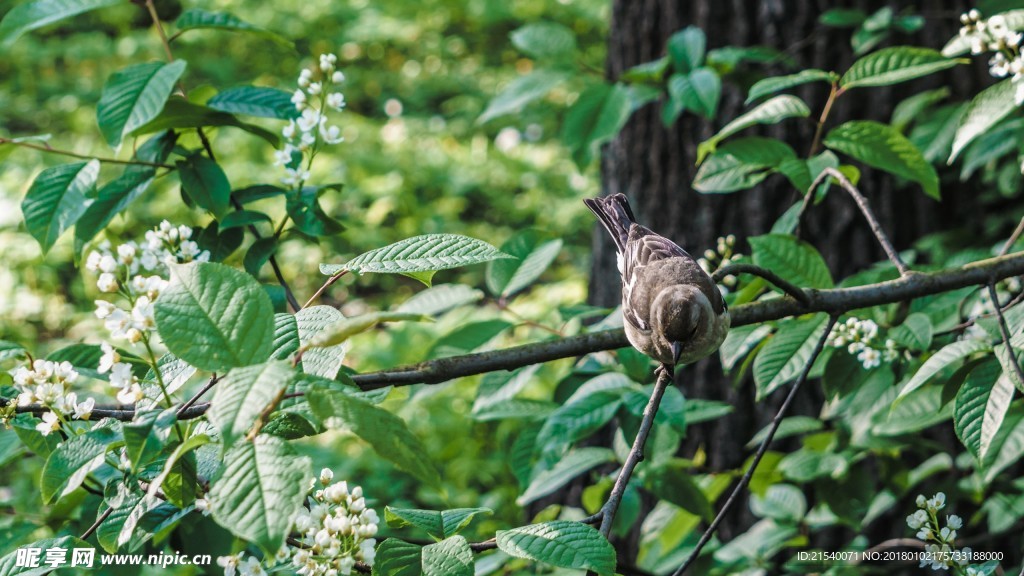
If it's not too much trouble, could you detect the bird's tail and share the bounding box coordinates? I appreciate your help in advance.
[584,193,636,254]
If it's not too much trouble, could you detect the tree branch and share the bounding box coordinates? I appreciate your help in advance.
[671,316,838,576]
[712,263,810,304]
[0,137,176,169]
[80,506,114,540]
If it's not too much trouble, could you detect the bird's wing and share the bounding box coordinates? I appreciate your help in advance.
[621,224,693,332]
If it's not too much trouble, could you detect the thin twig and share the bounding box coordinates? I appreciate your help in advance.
[599,363,674,537]
[495,299,564,336]
[303,271,347,309]
[672,316,837,576]
[229,194,301,312]
[936,288,1024,336]
[80,507,114,540]
[713,263,810,305]
[806,168,910,276]
[176,375,218,418]
[0,138,175,169]
[144,0,176,63]
[807,82,838,157]
[1001,216,1024,257]
[989,282,1024,387]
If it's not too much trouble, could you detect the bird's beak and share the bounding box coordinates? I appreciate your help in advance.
[671,341,683,366]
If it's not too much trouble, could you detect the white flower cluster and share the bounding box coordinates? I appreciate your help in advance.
[97,343,143,405]
[906,492,975,571]
[11,359,94,434]
[827,317,899,369]
[697,235,742,289]
[217,551,266,576]
[959,10,1024,104]
[89,221,207,345]
[277,53,347,186]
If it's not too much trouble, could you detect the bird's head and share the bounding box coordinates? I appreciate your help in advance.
[652,284,713,364]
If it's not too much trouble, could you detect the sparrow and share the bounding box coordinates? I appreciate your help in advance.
[585,193,730,367]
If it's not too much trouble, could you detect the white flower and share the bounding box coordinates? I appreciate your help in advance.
[217,553,242,576]
[928,492,946,511]
[109,362,135,389]
[916,494,927,508]
[238,556,265,576]
[73,397,95,420]
[282,121,297,140]
[308,82,322,96]
[131,296,155,331]
[320,468,334,485]
[274,146,295,167]
[283,168,311,186]
[297,109,320,133]
[857,347,881,370]
[320,53,338,73]
[291,89,307,110]
[331,71,345,84]
[85,250,103,271]
[99,253,118,273]
[116,383,144,404]
[946,514,962,530]
[36,411,59,436]
[98,343,120,373]
[326,92,345,110]
[321,124,343,144]
[97,273,119,293]
[298,68,313,88]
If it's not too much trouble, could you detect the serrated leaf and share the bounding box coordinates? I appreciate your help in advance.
[174,9,291,46]
[519,448,615,505]
[146,434,209,509]
[0,0,119,48]
[208,86,300,120]
[561,82,632,167]
[955,358,1013,461]
[746,69,833,104]
[376,539,423,576]
[385,507,492,539]
[496,521,616,575]
[40,424,117,503]
[209,435,311,554]
[749,234,833,289]
[473,365,541,414]
[949,79,1019,162]
[294,305,349,378]
[308,310,430,348]
[0,536,92,576]
[208,362,294,450]
[397,284,483,316]
[123,409,173,473]
[537,386,624,453]
[720,324,773,371]
[478,71,567,124]
[753,314,830,399]
[21,160,97,253]
[422,535,473,576]
[840,47,962,90]
[982,402,1024,483]
[96,482,160,554]
[697,95,810,163]
[823,120,939,199]
[897,338,992,401]
[321,234,511,277]
[667,26,705,73]
[308,386,441,486]
[487,231,562,297]
[154,262,275,372]
[693,137,796,193]
[177,154,231,218]
[97,61,187,148]
[510,22,577,61]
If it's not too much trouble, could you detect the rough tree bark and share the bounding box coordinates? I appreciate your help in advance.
[592,0,991,546]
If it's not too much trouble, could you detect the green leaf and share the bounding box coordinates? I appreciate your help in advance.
[96,483,160,554]
[667,26,706,73]
[321,234,511,277]
[308,386,441,487]
[208,86,301,120]
[208,362,295,450]
[385,507,493,539]
[177,154,231,218]
[518,448,616,505]
[233,184,286,204]
[154,262,275,372]
[746,416,825,449]
[40,424,117,503]
[308,310,431,349]
[496,521,616,575]
[749,234,833,289]
[209,435,311,555]
[0,0,119,47]
[97,61,187,149]
[397,284,484,316]
[668,68,720,119]
[697,95,810,163]
[220,209,272,230]
[897,338,992,402]
[983,402,1024,483]
[720,324,773,371]
[537,385,625,452]
[0,340,26,363]
[823,120,939,199]
[510,22,577,61]
[644,463,713,521]
[889,312,933,351]
[0,536,92,576]
[133,98,279,146]
[123,409,173,472]
[478,71,567,124]
[955,358,1014,461]
[146,434,210,509]
[753,314,830,399]
[840,47,962,90]
[819,8,866,27]
[244,237,277,276]
[746,69,834,104]
[422,536,474,576]
[750,483,807,523]
[21,160,98,253]
[693,137,796,193]
[561,82,632,167]
[486,231,562,297]
[375,539,423,576]
[174,9,291,46]
[891,87,951,132]
[949,79,1019,162]
[295,305,350,378]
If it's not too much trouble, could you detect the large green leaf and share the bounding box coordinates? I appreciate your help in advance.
[949,79,1019,162]
[697,95,810,163]
[321,234,511,277]
[667,26,706,73]
[496,521,616,575]
[133,98,279,146]
[208,362,295,450]
[177,154,231,218]
[693,138,796,193]
[669,68,720,120]
[478,71,567,124]
[0,0,119,47]
[40,424,118,503]
[154,262,275,372]
[207,86,300,120]
[385,507,493,540]
[897,338,992,401]
[209,435,311,554]
[840,47,962,90]
[0,536,92,576]
[518,448,616,505]
[982,402,1024,483]
[97,482,161,553]
[746,69,834,104]
[510,22,577,61]
[486,230,562,297]
[561,82,633,167]
[644,463,713,520]
[295,305,350,378]
[375,539,423,576]
[307,386,441,487]
[97,61,187,148]
[309,310,430,350]
[397,284,484,316]
[955,358,1014,461]
[823,120,939,199]
[21,160,97,253]
[753,314,830,399]
[749,234,833,289]
[422,536,474,576]
[174,9,291,46]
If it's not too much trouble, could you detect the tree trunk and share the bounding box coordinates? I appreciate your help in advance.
[593,0,987,547]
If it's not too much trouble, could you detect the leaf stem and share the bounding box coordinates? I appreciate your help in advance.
[0,138,175,169]
[807,81,838,157]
